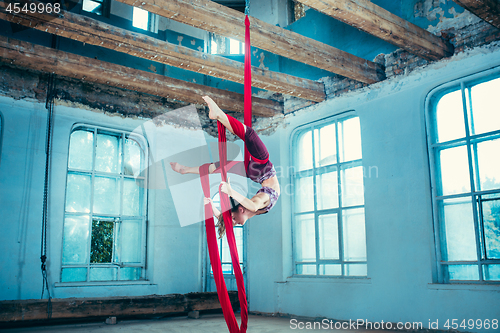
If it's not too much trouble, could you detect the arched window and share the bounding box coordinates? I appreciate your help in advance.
[291,114,367,277]
[61,125,148,283]
[426,71,500,283]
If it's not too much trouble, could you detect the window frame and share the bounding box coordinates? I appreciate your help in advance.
[81,0,111,17]
[425,67,500,284]
[209,33,244,56]
[60,124,149,283]
[132,7,159,33]
[290,111,367,278]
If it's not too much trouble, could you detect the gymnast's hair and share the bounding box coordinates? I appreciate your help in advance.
[216,198,241,239]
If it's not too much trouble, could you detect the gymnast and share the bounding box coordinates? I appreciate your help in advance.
[170,96,280,237]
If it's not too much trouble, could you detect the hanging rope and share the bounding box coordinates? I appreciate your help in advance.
[244,0,250,16]
[40,35,58,319]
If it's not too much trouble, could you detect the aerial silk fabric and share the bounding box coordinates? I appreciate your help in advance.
[197,15,253,333]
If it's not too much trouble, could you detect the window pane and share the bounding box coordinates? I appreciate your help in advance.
[90,267,117,281]
[235,227,243,263]
[62,215,90,264]
[296,131,313,171]
[222,263,232,274]
[124,137,143,176]
[229,38,240,54]
[316,170,338,210]
[95,132,121,174]
[345,264,367,276]
[221,234,230,263]
[295,176,314,212]
[296,264,315,275]
[319,264,341,276]
[445,264,479,281]
[120,267,142,281]
[68,130,93,170]
[342,208,366,261]
[470,78,500,135]
[82,0,102,15]
[476,139,500,191]
[435,90,466,143]
[61,267,87,282]
[481,198,500,259]
[116,220,142,263]
[439,197,477,261]
[438,146,470,195]
[339,117,362,162]
[123,178,142,216]
[294,214,315,261]
[314,124,336,167]
[65,173,91,213]
[133,7,149,30]
[90,220,114,263]
[483,264,500,281]
[210,39,218,54]
[318,214,339,260]
[341,166,364,207]
[93,176,121,215]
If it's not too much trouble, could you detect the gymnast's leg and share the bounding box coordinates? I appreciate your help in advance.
[203,95,269,162]
[203,96,246,139]
[170,162,216,175]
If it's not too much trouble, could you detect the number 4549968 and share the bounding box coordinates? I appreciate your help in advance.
[444,319,498,330]
[5,2,61,14]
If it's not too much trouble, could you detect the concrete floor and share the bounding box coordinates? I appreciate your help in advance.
[3,314,396,333]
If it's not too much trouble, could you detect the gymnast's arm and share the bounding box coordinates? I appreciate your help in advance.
[220,181,269,213]
[204,197,221,218]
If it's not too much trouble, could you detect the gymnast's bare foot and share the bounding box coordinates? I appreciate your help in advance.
[170,162,187,174]
[203,96,223,120]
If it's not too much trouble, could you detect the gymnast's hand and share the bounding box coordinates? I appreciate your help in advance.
[204,197,212,205]
[220,179,233,197]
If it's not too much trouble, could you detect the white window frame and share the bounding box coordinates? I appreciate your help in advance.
[290,112,367,277]
[60,124,149,283]
[209,33,244,55]
[425,68,500,284]
[132,7,159,33]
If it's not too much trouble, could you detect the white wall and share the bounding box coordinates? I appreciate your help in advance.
[244,42,500,332]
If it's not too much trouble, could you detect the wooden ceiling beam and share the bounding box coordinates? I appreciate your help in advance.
[452,0,500,29]
[116,0,386,84]
[0,2,325,102]
[296,0,454,61]
[0,36,282,117]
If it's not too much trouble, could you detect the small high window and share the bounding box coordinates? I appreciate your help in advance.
[82,0,110,17]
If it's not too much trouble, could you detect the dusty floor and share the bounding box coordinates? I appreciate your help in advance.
[3,314,396,333]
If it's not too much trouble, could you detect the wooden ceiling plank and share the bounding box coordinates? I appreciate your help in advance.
[0,35,282,117]
[115,0,386,83]
[0,1,325,102]
[452,0,500,29]
[296,0,454,61]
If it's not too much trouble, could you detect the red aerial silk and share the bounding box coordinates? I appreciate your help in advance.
[197,15,252,333]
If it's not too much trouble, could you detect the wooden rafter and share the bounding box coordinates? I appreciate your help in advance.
[0,1,325,102]
[296,0,454,61]
[453,0,500,29]
[0,36,282,117]
[116,0,386,84]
